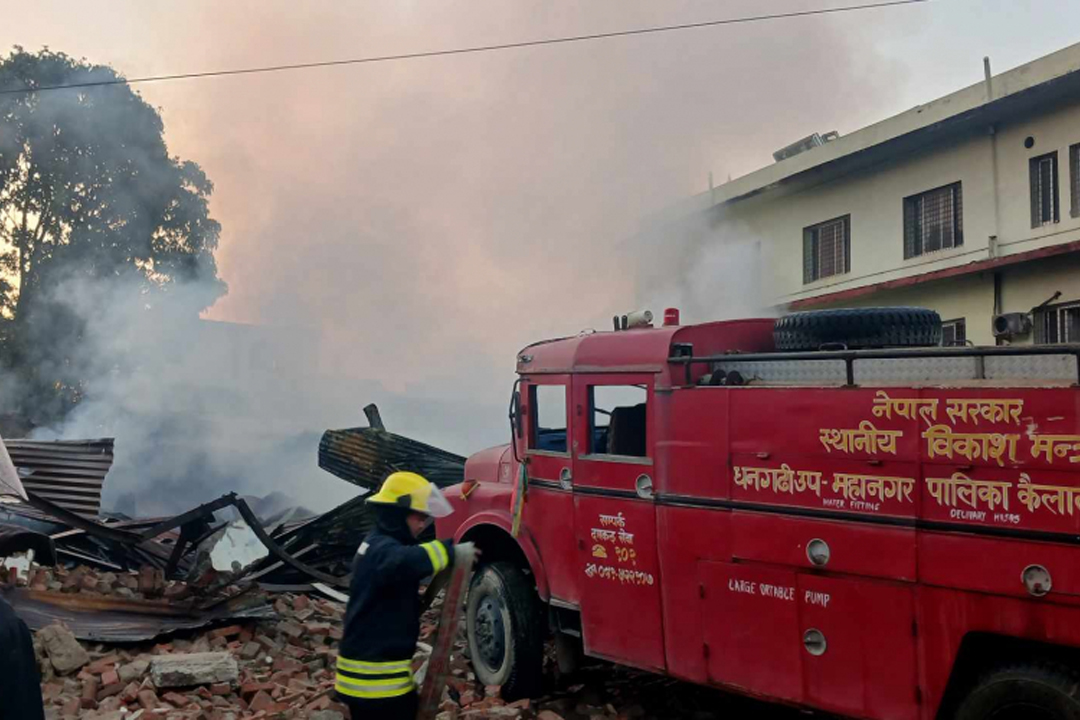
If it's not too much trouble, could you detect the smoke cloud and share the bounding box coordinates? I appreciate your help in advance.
[1,1,920,513]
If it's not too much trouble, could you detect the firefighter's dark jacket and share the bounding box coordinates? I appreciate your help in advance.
[336,506,453,700]
[0,596,45,720]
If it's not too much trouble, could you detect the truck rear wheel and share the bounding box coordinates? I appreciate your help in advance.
[466,561,544,700]
[956,663,1080,720]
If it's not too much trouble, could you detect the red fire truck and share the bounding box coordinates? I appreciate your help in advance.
[437,307,1080,720]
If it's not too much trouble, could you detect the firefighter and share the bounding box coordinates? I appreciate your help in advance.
[336,471,463,719]
[0,595,45,720]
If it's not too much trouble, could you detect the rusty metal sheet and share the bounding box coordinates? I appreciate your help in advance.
[4,439,114,518]
[318,427,465,490]
[1,586,274,642]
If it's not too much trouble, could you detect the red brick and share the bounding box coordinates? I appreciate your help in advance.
[121,682,141,704]
[162,691,190,707]
[304,622,331,637]
[136,689,159,710]
[305,695,331,711]
[87,656,120,674]
[80,679,99,709]
[210,682,231,696]
[210,624,243,639]
[96,683,124,702]
[100,669,119,687]
[61,697,81,717]
[240,681,275,699]
[248,690,278,713]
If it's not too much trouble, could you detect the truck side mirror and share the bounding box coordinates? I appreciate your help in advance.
[511,390,523,438]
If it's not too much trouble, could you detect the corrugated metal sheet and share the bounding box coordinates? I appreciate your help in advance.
[4,439,114,518]
[318,428,465,490]
[1,586,273,642]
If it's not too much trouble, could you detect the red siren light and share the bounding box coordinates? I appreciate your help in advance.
[663,308,680,327]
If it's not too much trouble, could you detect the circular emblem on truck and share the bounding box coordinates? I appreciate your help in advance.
[1022,564,1052,597]
[803,628,827,657]
[806,538,830,567]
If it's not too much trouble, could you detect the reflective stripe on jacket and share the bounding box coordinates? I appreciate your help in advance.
[334,656,414,699]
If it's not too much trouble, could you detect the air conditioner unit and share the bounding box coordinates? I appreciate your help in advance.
[992,312,1032,339]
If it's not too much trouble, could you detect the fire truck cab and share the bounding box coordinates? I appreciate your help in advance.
[438,308,1080,720]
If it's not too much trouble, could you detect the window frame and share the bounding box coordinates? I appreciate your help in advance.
[1034,300,1080,345]
[1030,151,1060,228]
[940,318,967,347]
[903,182,964,259]
[581,383,651,463]
[526,382,570,458]
[802,214,851,284]
[1070,143,1080,219]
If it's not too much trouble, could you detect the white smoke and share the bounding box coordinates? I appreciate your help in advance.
[25,274,505,517]
[631,208,784,325]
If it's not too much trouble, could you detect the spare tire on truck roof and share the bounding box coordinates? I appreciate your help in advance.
[773,307,942,351]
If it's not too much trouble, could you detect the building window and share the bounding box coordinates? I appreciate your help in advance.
[803,215,850,284]
[1071,143,1080,218]
[903,183,963,258]
[1035,301,1080,344]
[1030,152,1060,228]
[941,318,967,346]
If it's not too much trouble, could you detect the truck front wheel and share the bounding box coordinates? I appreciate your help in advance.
[466,561,544,700]
[956,663,1080,720]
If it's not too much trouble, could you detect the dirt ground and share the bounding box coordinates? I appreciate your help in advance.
[521,653,831,720]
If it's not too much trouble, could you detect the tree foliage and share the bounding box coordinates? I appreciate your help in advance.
[0,47,225,425]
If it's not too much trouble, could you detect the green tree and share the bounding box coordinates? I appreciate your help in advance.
[0,47,225,425]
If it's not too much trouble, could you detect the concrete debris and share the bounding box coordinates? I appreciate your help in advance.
[150,651,239,688]
[36,622,90,675]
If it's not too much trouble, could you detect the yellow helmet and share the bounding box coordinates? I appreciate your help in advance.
[367,471,454,517]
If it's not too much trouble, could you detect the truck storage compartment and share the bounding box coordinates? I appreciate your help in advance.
[730,511,917,581]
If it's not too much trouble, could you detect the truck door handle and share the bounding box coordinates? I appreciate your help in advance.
[559,467,573,490]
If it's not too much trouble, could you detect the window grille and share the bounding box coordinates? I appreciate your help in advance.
[1034,301,1080,344]
[803,216,850,283]
[903,183,963,259]
[1030,152,1060,228]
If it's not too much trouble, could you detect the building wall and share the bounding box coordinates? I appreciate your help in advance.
[711,96,1080,318]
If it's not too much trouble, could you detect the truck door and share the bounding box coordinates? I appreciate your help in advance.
[521,375,579,605]
[571,374,665,671]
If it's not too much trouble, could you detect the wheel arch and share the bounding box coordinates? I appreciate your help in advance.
[454,511,550,601]
[936,632,1080,719]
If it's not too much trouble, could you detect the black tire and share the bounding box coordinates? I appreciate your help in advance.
[466,562,544,700]
[773,307,942,351]
[955,663,1080,720]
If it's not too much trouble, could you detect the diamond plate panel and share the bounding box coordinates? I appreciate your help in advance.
[853,357,977,384]
[985,354,1077,381]
[713,360,847,385]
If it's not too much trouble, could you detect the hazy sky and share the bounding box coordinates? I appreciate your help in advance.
[6,1,1080,450]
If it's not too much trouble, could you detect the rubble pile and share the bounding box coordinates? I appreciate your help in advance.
[25,564,188,600]
[32,592,352,720]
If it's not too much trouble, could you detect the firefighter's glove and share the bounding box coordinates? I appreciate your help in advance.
[454,542,479,567]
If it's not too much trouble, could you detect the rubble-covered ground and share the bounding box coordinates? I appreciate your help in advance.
[23,564,819,719]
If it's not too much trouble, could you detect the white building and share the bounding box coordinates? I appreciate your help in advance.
[683,40,1080,346]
